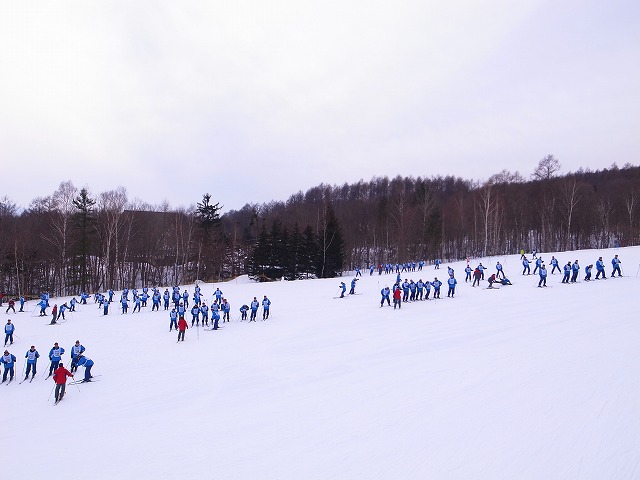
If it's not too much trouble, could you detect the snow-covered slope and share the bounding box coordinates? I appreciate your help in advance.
[3,247,639,480]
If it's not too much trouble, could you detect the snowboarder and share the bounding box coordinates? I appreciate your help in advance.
[24,345,40,380]
[4,319,14,346]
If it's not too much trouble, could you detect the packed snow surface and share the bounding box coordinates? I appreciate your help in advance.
[2,247,639,479]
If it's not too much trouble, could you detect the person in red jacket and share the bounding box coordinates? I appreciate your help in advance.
[50,304,58,325]
[53,364,73,403]
[393,285,402,309]
[177,316,188,342]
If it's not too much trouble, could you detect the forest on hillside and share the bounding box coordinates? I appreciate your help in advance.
[0,157,639,296]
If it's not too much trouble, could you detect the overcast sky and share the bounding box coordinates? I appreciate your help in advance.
[1,0,638,213]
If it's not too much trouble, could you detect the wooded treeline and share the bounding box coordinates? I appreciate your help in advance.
[0,160,638,296]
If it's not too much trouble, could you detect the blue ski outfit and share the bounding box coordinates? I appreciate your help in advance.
[611,255,622,277]
[538,266,547,287]
[48,344,65,375]
[550,257,560,274]
[262,296,271,320]
[562,263,571,283]
[432,279,442,298]
[212,310,220,330]
[571,261,580,283]
[250,299,259,321]
[584,264,592,281]
[4,320,15,346]
[350,278,358,295]
[75,355,94,382]
[380,287,391,307]
[447,276,457,297]
[595,257,606,279]
[24,347,40,379]
[169,309,178,331]
[1,351,17,382]
[221,300,231,322]
[200,304,209,326]
[522,258,531,275]
[240,305,249,321]
[339,282,346,298]
[496,262,504,279]
[70,342,86,372]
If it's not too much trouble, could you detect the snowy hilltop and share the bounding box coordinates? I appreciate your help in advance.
[2,246,640,480]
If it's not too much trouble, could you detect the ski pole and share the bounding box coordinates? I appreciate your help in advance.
[21,358,27,379]
[48,383,55,401]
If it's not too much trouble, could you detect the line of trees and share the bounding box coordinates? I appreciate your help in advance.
[0,158,638,296]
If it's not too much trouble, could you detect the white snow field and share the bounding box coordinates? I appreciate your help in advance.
[2,246,639,480]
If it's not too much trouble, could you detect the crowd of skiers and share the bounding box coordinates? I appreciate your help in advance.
[2,335,95,400]
[521,253,623,287]
[374,251,623,308]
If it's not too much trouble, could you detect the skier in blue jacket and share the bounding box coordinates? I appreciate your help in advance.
[447,275,457,298]
[250,298,259,321]
[595,257,606,279]
[339,282,346,298]
[432,278,442,298]
[584,264,593,281]
[1,350,17,383]
[522,257,531,275]
[169,308,178,331]
[380,287,391,307]
[561,262,571,283]
[24,346,40,380]
[75,355,95,382]
[70,340,86,373]
[4,319,15,346]
[571,260,580,283]
[611,255,622,277]
[349,278,358,295]
[550,256,560,274]
[262,296,271,320]
[47,343,65,377]
[538,264,547,287]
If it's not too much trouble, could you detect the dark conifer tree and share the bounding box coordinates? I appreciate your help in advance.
[72,188,96,293]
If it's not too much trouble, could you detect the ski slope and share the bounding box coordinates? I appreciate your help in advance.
[2,247,639,480]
